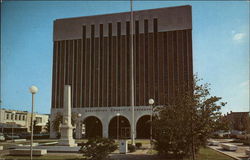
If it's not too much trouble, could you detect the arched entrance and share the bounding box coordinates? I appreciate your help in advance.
[84,116,102,138]
[136,115,151,139]
[108,116,130,139]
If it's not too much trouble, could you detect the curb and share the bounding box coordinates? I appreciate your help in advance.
[208,146,242,160]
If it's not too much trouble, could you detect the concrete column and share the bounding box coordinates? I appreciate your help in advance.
[130,115,137,139]
[134,122,137,139]
[102,118,109,138]
[75,122,82,139]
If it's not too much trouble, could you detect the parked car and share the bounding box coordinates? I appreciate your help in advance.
[0,133,5,141]
[19,132,31,139]
[19,132,50,139]
[230,130,243,138]
[34,133,49,139]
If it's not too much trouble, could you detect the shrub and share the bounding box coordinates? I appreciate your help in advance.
[128,144,136,152]
[79,137,117,160]
[135,142,142,149]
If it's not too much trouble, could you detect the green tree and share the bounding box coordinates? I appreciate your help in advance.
[153,76,227,160]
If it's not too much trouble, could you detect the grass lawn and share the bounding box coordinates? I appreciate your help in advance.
[196,148,234,160]
[129,139,150,144]
[75,139,88,143]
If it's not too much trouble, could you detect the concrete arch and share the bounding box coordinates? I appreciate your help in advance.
[135,112,151,125]
[108,115,131,139]
[135,114,151,129]
[82,114,103,122]
[136,115,151,139]
[107,114,132,128]
[83,116,103,138]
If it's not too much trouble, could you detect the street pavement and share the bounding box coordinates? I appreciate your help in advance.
[209,139,250,160]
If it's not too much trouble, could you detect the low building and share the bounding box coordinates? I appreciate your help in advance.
[0,108,49,134]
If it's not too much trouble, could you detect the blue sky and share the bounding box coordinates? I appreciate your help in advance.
[1,1,249,114]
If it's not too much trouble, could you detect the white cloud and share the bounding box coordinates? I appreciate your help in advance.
[240,80,249,88]
[233,33,245,41]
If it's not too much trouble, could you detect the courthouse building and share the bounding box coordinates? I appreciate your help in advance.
[50,5,193,139]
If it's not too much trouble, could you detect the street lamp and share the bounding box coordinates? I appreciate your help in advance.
[77,113,82,139]
[148,98,154,150]
[12,111,16,142]
[130,0,135,146]
[29,85,38,160]
[116,113,120,140]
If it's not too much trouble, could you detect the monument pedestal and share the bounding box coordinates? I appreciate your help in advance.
[58,125,77,147]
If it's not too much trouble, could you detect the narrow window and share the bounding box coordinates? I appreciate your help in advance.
[144,19,148,33]
[153,18,158,32]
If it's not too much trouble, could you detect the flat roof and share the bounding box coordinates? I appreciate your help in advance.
[54,5,192,41]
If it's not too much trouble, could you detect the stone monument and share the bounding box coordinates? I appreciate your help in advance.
[58,85,77,147]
